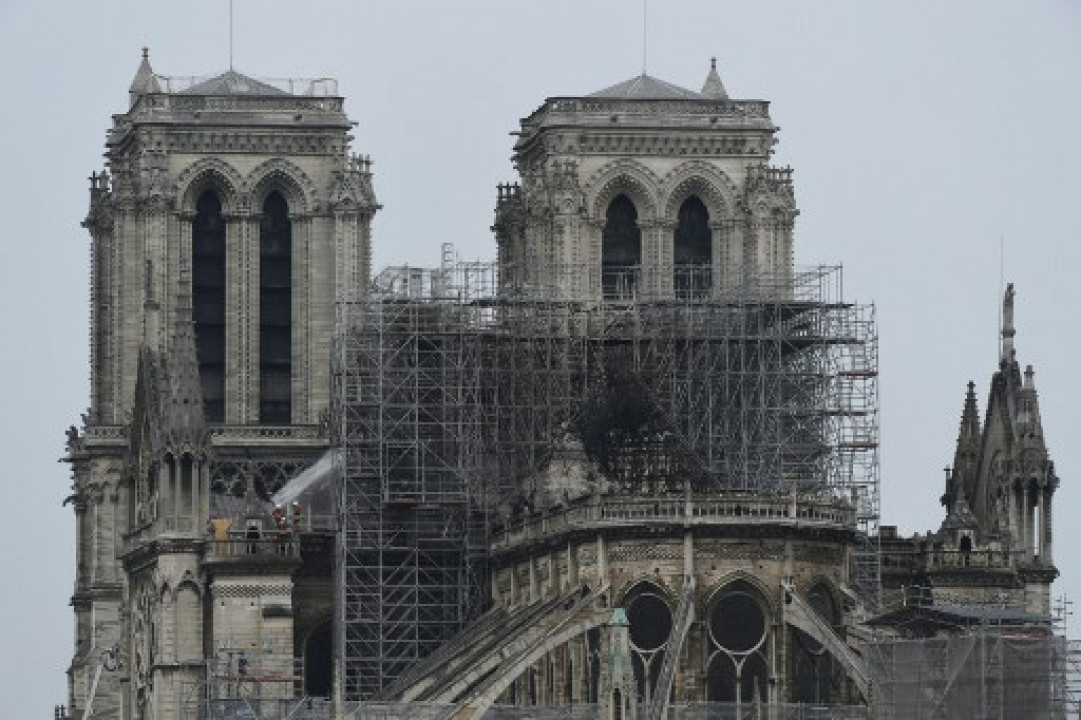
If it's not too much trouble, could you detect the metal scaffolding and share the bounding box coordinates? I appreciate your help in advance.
[865,632,1071,719]
[334,247,880,700]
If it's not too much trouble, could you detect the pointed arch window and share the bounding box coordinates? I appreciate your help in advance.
[674,196,711,299]
[260,192,292,424]
[602,195,641,300]
[192,191,226,422]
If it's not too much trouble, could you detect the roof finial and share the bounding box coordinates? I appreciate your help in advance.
[142,46,149,60]
[711,56,717,70]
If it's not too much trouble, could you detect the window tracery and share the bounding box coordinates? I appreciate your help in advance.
[192,191,226,422]
[259,191,293,424]
[706,582,770,704]
[601,195,641,300]
[673,195,711,298]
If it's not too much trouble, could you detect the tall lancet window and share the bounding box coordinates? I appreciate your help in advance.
[601,194,641,300]
[674,196,711,298]
[192,191,226,422]
[260,192,292,424]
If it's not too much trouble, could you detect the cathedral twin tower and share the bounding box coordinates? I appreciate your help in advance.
[69,51,376,718]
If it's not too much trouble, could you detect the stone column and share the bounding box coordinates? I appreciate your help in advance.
[586,219,603,302]
[110,206,133,418]
[683,531,694,580]
[1036,488,1045,561]
[743,217,760,289]
[569,636,584,704]
[1042,486,1054,565]
[568,542,579,589]
[654,221,675,300]
[1021,482,1031,560]
[291,210,313,423]
[231,211,261,425]
[597,535,609,588]
[1008,480,1019,546]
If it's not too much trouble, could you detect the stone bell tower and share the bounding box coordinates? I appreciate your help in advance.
[494,58,797,303]
[64,49,378,718]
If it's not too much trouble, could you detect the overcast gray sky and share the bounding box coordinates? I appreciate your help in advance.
[2,1,1079,716]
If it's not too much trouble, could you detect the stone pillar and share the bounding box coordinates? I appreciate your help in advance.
[1008,480,1019,546]
[743,218,759,289]
[1036,488,1045,561]
[568,542,579,589]
[597,535,609,588]
[293,213,312,424]
[529,556,539,603]
[683,531,694,580]
[1042,486,1053,565]
[229,211,260,425]
[655,221,676,300]
[569,636,584,704]
[1021,482,1031,560]
[587,219,603,302]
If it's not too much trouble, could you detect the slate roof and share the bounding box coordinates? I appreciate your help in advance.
[180,70,289,96]
[589,74,705,100]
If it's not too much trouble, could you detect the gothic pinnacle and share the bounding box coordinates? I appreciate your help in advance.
[701,56,728,99]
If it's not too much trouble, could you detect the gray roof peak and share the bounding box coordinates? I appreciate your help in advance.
[701,57,729,99]
[589,73,704,100]
[180,69,289,96]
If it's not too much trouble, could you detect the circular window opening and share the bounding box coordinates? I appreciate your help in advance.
[627,592,672,651]
[711,590,767,653]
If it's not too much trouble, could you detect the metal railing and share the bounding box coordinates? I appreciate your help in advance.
[156,75,339,96]
[205,536,300,560]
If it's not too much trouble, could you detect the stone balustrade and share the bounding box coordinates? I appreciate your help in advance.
[492,492,855,553]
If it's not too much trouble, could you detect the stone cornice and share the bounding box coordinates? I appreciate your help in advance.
[110,124,351,157]
[70,586,124,608]
[120,537,207,573]
[202,553,301,577]
[209,424,329,450]
[1017,564,1059,583]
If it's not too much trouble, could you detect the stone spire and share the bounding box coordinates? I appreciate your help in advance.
[162,264,208,455]
[129,47,162,106]
[945,381,982,512]
[1016,364,1046,444]
[701,57,728,99]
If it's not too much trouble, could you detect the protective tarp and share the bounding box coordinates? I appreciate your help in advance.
[865,633,1067,720]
